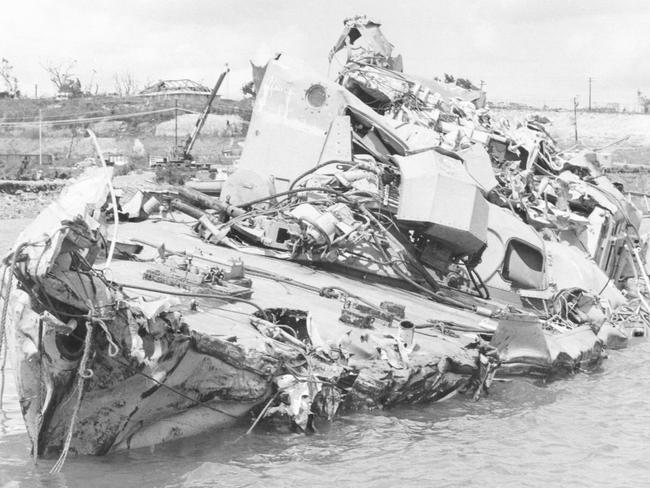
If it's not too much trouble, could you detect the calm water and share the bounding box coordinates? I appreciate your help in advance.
[2,220,650,488]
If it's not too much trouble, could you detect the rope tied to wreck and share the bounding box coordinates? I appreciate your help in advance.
[46,312,241,471]
[50,320,95,474]
[93,317,120,357]
[47,312,116,472]
[0,242,30,410]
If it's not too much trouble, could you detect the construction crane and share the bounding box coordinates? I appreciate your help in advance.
[159,66,230,169]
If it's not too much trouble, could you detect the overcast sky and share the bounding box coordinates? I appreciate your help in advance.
[2,0,649,109]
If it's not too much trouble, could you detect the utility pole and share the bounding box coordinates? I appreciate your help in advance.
[573,96,579,142]
[588,77,592,111]
[34,84,38,99]
[174,99,178,152]
[480,80,485,92]
[38,108,42,166]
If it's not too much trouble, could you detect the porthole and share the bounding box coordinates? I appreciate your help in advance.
[305,84,327,108]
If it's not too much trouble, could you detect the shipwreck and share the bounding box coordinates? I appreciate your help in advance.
[1,16,649,469]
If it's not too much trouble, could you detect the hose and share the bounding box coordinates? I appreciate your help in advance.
[288,160,353,192]
[357,206,479,311]
[238,186,353,209]
[369,230,475,311]
[462,258,491,300]
[356,205,478,312]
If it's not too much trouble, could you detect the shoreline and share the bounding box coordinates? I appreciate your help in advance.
[0,191,57,220]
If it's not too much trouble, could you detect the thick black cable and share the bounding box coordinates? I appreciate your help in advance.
[238,187,353,209]
[288,160,353,192]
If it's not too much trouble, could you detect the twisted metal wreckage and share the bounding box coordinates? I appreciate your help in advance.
[2,16,650,466]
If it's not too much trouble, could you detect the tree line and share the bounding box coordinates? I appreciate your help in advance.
[0,57,140,99]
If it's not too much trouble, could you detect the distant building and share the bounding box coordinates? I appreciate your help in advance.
[138,79,211,104]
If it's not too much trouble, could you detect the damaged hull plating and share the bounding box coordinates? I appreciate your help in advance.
[2,169,493,458]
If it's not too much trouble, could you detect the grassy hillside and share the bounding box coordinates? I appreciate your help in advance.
[0,95,251,178]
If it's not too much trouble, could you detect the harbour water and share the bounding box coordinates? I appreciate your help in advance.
[1,221,649,488]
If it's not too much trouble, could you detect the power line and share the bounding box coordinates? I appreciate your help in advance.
[1,105,175,122]
[0,107,199,127]
[0,97,243,123]
[573,96,579,142]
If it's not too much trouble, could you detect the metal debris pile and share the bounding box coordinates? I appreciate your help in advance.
[1,167,500,462]
[0,15,649,467]
[223,15,650,343]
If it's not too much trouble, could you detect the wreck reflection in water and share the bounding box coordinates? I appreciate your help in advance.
[1,342,649,487]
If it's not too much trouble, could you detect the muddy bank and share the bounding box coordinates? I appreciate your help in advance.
[0,190,57,219]
[0,170,158,220]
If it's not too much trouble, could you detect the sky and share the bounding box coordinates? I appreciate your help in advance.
[2,0,650,109]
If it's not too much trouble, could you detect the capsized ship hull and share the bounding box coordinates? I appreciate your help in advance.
[2,168,494,458]
[1,167,607,458]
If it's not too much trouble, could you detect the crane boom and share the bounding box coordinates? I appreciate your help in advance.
[181,66,230,160]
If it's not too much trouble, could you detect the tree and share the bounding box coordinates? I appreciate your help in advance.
[241,80,255,98]
[0,58,19,97]
[113,72,138,96]
[44,60,83,97]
